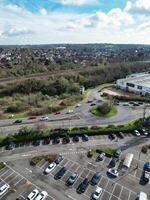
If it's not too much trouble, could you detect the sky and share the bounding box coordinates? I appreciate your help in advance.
[0,0,150,44]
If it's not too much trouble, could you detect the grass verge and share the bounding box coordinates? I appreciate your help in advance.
[0,162,5,170]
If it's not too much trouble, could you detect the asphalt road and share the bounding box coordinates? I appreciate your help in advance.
[0,85,150,134]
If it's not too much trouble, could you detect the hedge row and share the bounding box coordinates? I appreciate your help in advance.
[0,118,145,147]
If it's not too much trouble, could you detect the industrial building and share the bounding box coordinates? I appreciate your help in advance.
[116,72,150,96]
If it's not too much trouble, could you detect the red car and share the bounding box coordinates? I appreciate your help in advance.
[55,112,61,115]
[28,116,37,120]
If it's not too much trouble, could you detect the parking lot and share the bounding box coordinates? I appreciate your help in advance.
[0,165,54,200]
[34,150,149,200]
[0,133,149,200]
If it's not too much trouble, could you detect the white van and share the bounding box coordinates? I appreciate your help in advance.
[123,153,134,169]
[136,192,147,200]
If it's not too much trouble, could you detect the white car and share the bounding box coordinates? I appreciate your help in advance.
[107,168,119,177]
[66,109,74,114]
[91,186,103,200]
[35,191,48,200]
[44,162,56,174]
[40,116,49,121]
[134,130,140,136]
[26,189,39,200]
[0,183,10,196]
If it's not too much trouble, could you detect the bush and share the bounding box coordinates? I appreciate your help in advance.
[141,144,150,154]
[97,102,112,115]
[30,154,57,166]
[96,148,115,157]
[0,162,5,170]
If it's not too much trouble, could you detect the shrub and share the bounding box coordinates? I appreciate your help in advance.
[97,102,112,115]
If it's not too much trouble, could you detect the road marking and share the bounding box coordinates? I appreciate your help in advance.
[128,191,131,200]
[14,177,24,186]
[2,163,56,200]
[25,168,32,173]
[67,195,77,200]
[3,171,14,180]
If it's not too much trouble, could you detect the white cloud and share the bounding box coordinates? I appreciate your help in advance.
[67,8,134,30]
[5,4,23,13]
[2,27,34,37]
[125,0,150,15]
[58,0,97,5]
[40,8,48,16]
[0,2,149,44]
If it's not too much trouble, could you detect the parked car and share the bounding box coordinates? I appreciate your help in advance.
[144,162,150,172]
[26,189,39,200]
[96,152,105,161]
[136,192,147,200]
[114,148,122,158]
[32,139,40,146]
[54,166,66,179]
[13,119,22,124]
[52,137,60,144]
[109,157,118,168]
[40,116,49,121]
[62,136,70,144]
[143,162,150,183]
[76,104,81,108]
[107,168,119,177]
[143,170,150,183]
[91,172,101,185]
[44,162,56,174]
[77,178,89,193]
[72,136,79,143]
[108,133,115,140]
[0,184,10,196]
[139,129,148,136]
[66,172,78,186]
[28,116,37,120]
[35,191,48,200]
[90,103,96,106]
[5,142,16,150]
[91,186,103,200]
[116,132,124,139]
[66,109,74,114]
[134,130,140,136]
[87,100,93,103]
[42,138,50,145]
[54,111,61,115]
[82,134,89,141]
[54,155,64,164]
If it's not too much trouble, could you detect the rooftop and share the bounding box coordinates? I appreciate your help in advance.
[121,72,150,87]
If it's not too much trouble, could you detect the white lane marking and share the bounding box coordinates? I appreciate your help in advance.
[3,171,14,180]
[14,177,24,186]
[25,168,32,173]
[67,195,77,200]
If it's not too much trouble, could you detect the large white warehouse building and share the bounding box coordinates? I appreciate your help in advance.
[116,72,150,96]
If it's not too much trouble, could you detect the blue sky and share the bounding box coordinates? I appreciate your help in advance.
[4,0,127,13]
[0,0,150,44]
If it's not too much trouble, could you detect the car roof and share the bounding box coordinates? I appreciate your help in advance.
[95,186,102,193]
[0,184,8,190]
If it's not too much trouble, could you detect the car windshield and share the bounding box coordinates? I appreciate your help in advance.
[94,192,99,196]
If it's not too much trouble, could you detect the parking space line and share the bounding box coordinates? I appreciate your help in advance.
[14,177,24,186]
[3,163,56,200]
[118,186,123,199]
[0,168,10,177]
[128,191,131,200]
[7,174,18,184]
[3,171,14,180]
